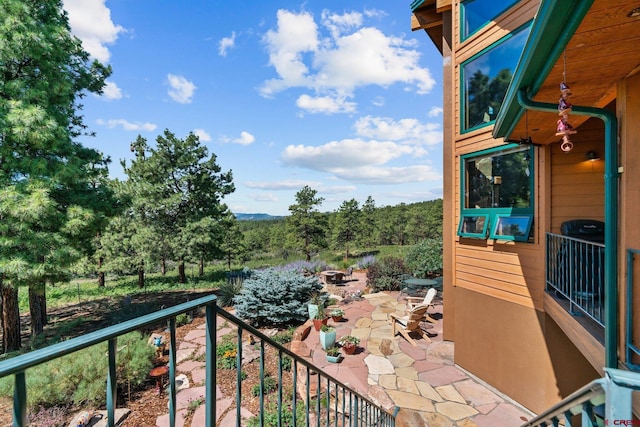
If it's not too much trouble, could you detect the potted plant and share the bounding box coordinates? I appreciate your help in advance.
[325,346,341,363]
[339,335,360,355]
[319,324,336,349]
[308,291,323,320]
[312,309,328,331]
[330,308,344,322]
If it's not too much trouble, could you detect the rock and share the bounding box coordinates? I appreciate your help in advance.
[380,339,393,356]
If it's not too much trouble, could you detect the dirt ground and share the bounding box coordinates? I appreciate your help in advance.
[0,289,290,427]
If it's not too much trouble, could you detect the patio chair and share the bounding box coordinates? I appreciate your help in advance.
[405,287,438,324]
[343,267,353,281]
[389,305,430,346]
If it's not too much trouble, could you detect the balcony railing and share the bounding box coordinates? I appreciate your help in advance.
[0,294,395,427]
[521,368,640,427]
[546,232,605,326]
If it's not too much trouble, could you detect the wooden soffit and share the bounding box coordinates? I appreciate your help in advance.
[498,0,640,145]
[411,0,445,53]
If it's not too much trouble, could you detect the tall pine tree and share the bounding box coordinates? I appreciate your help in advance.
[0,0,113,351]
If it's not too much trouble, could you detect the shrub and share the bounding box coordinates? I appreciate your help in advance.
[0,332,154,408]
[366,256,407,292]
[271,327,296,345]
[404,239,443,278]
[251,375,278,396]
[246,400,305,427]
[216,337,238,369]
[175,313,190,327]
[233,269,323,326]
[356,255,376,269]
[281,356,292,372]
[275,260,329,274]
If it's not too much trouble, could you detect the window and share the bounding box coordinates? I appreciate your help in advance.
[458,144,534,241]
[460,0,518,41]
[461,24,530,133]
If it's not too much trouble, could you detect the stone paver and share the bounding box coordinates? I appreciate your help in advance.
[154,270,534,427]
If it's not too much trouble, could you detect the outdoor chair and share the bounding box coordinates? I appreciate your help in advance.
[389,305,430,346]
[343,267,353,281]
[405,287,438,324]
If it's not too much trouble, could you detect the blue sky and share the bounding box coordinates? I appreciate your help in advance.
[64,0,444,216]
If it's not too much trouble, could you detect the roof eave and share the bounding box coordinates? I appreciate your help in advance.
[492,0,595,141]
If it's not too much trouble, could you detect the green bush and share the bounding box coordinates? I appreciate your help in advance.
[366,256,408,292]
[246,400,305,427]
[251,375,278,396]
[0,332,154,408]
[216,336,238,370]
[271,327,296,345]
[404,239,443,278]
[233,269,323,326]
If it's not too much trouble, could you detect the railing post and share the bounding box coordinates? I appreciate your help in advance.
[106,338,117,427]
[168,317,176,427]
[13,371,26,427]
[605,371,632,424]
[205,302,217,427]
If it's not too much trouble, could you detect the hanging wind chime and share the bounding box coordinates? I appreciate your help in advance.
[556,51,577,152]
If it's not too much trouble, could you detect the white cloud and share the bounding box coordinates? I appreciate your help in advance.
[260,9,435,112]
[244,180,321,190]
[250,193,278,202]
[193,128,211,142]
[282,138,417,170]
[334,165,441,184]
[100,81,123,100]
[219,32,236,57]
[232,131,255,145]
[63,0,124,63]
[96,118,156,132]
[354,116,442,146]
[296,94,356,114]
[429,106,443,117]
[167,74,196,104]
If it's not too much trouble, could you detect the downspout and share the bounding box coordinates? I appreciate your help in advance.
[517,89,619,369]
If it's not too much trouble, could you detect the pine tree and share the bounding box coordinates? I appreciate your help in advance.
[0,0,113,350]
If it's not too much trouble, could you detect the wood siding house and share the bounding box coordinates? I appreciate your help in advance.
[412,0,640,415]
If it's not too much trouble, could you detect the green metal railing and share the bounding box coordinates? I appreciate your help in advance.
[0,294,395,426]
[546,232,605,326]
[626,248,640,371]
[521,368,640,427]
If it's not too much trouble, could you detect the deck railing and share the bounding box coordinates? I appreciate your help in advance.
[521,368,640,427]
[0,294,395,427]
[546,232,605,325]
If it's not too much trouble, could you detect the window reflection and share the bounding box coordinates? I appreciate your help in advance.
[461,0,518,40]
[465,147,531,209]
[462,26,529,132]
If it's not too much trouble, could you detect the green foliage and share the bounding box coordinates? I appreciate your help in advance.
[184,395,205,419]
[286,186,327,261]
[271,327,296,345]
[326,346,341,356]
[366,256,408,292]
[246,400,306,427]
[233,269,322,327]
[0,332,153,408]
[175,313,190,327]
[332,198,361,260]
[218,275,245,307]
[251,375,278,396]
[281,356,292,372]
[404,238,443,278]
[216,336,238,369]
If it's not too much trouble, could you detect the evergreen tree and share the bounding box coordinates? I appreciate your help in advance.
[287,186,327,261]
[121,130,234,283]
[0,0,113,350]
[333,199,360,261]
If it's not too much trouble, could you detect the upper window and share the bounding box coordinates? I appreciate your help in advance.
[459,144,534,242]
[460,0,519,41]
[461,25,530,133]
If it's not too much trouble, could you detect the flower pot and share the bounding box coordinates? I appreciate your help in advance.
[342,343,357,355]
[331,315,343,323]
[326,354,341,363]
[319,329,336,350]
[313,318,326,331]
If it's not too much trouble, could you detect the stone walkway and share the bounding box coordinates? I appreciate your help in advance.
[290,273,535,426]
[155,271,535,426]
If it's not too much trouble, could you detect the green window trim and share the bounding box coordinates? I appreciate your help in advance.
[460,22,531,134]
[458,214,489,239]
[489,213,533,242]
[458,143,535,242]
[460,0,519,43]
